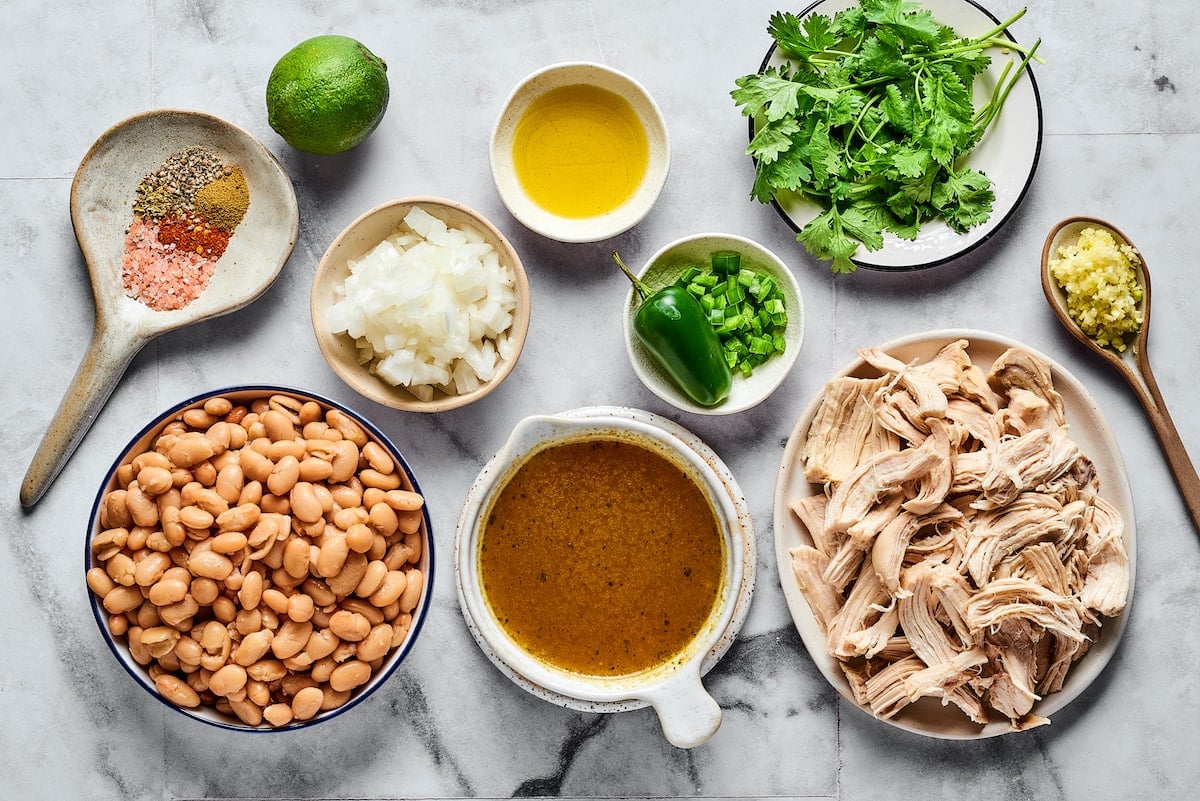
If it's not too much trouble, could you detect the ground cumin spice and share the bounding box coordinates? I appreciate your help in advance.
[122,147,251,311]
[195,166,249,230]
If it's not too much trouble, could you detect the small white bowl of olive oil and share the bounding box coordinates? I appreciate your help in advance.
[490,62,670,243]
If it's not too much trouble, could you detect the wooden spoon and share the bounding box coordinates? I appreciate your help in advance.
[19,110,299,508]
[1041,216,1200,531]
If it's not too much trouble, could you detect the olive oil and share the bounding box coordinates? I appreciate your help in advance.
[511,84,649,219]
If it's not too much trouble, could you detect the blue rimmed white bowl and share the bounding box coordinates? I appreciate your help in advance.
[86,384,433,732]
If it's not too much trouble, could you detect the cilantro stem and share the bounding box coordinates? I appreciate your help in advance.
[974,38,1042,132]
[846,74,904,91]
[924,37,1044,64]
[966,8,1046,64]
[845,95,885,167]
[968,8,1028,47]
[975,60,1013,127]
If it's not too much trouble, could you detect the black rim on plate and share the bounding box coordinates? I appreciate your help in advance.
[746,0,1044,272]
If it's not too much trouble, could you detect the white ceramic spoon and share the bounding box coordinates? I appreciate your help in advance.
[20,109,298,508]
[1042,216,1200,532]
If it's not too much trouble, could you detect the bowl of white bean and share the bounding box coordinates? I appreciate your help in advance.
[85,385,432,731]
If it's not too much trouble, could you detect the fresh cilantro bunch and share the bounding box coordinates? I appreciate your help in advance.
[732,0,1042,273]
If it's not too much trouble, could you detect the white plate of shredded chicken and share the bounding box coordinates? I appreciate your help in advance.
[774,330,1135,738]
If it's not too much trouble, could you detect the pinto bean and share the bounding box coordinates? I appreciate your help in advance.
[328,661,371,693]
[156,674,201,707]
[328,611,371,642]
[368,571,408,608]
[209,664,248,697]
[267,455,301,497]
[398,569,424,614]
[290,686,324,721]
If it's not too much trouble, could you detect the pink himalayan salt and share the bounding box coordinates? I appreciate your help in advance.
[122,215,218,311]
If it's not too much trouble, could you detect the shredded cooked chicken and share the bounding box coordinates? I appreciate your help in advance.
[790,340,1130,731]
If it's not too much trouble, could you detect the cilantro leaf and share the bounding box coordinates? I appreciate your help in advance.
[806,122,839,189]
[838,203,886,251]
[768,11,839,63]
[881,83,917,134]
[856,35,910,80]
[763,146,814,193]
[889,144,930,178]
[751,161,779,204]
[830,4,868,40]
[732,70,806,122]
[747,116,802,163]
[950,47,992,82]
[931,168,994,232]
[801,84,842,105]
[921,73,974,166]
[884,212,922,240]
[796,206,862,274]
[863,0,942,50]
[825,88,865,127]
[886,170,938,216]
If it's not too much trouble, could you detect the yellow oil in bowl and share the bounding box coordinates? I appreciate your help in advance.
[511,84,649,219]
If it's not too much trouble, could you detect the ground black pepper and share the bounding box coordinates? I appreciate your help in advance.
[132,146,225,220]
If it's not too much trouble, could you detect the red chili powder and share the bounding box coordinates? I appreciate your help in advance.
[122,216,218,311]
[157,214,231,259]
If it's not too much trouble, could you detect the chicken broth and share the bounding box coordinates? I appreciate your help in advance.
[478,437,725,677]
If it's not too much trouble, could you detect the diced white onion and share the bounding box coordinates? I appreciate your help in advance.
[326,208,519,398]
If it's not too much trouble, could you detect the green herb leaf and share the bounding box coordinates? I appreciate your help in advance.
[797,205,865,274]
[748,116,803,163]
[888,144,930,178]
[769,11,840,62]
[763,147,815,193]
[857,35,909,80]
[863,0,942,50]
[922,73,975,166]
[733,70,809,123]
[931,167,994,232]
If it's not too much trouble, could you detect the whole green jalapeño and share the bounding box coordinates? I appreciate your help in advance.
[614,251,733,407]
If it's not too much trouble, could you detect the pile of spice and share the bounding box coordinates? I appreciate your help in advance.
[122,145,250,311]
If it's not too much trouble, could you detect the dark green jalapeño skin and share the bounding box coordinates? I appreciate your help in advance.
[615,252,733,407]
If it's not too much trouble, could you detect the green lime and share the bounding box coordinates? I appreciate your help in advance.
[266,35,389,155]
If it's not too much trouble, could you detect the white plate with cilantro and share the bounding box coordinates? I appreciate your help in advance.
[735,0,1043,273]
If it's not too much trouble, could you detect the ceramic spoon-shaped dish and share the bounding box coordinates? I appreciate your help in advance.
[20,109,299,508]
[1041,216,1200,532]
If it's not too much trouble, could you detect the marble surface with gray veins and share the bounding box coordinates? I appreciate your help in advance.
[2,1,1199,800]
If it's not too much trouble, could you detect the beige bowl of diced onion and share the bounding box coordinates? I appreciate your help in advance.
[311,197,531,412]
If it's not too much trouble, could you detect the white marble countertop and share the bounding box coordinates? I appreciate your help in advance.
[3,1,1199,799]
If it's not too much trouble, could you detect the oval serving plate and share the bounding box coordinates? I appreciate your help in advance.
[750,0,1043,271]
[456,405,757,715]
[773,329,1136,738]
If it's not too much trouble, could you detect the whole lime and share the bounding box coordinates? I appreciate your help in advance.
[266,35,389,155]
